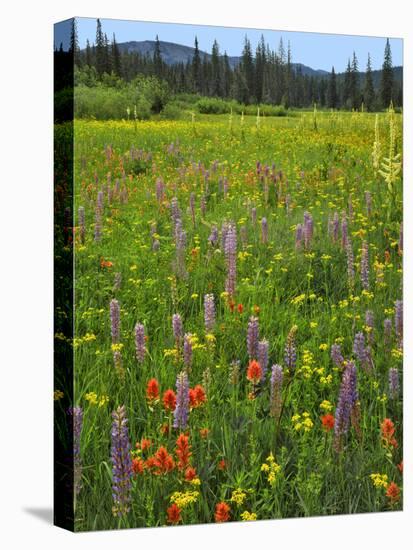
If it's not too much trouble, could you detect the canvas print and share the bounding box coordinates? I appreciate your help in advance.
[54,17,403,532]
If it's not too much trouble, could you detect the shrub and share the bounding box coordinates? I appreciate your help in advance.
[160,102,184,120]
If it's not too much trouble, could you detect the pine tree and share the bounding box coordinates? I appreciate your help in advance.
[192,36,201,93]
[343,59,352,108]
[222,52,232,98]
[350,52,360,109]
[103,33,112,75]
[381,38,394,108]
[211,39,222,97]
[111,34,122,77]
[153,35,163,78]
[95,19,105,77]
[327,66,338,108]
[364,53,375,112]
[85,39,92,67]
[241,36,254,104]
[70,18,80,66]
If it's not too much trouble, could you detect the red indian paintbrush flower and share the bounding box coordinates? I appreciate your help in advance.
[184,466,197,481]
[176,433,191,470]
[215,502,230,522]
[381,418,397,448]
[163,389,176,411]
[167,503,182,524]
[189,385,207,408]
[386,482,400,503]
[321,414,335,431]
[247,360,262,384]
[146,378,160,402]
[146,446,175,475]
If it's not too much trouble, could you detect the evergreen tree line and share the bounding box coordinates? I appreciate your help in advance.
[66,19,402,111]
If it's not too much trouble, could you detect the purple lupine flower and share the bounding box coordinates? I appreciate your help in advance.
[78,206,85,244]
[111,405,132,516]
[204,294,215,333]
[258,339,269,380]
[247,316,259,360]
[68,406,83,496]
[251,207,257,225]
[200,195,206,217]
[334,361,358,452]
[346,240,355,288]
[353,331,374,373]
[97,190,104,213]
[94,206,102,242]
[113,350,124,379]
[395,300,403,346]
[170,197,181,226]
[152,239,160,251]
[365,310,374,344]
[173,371,190,429]
[331,343,344,368]
[295,223,303,249]
[224,223,237,296]
[303,212,313,249]
[332,212,339,242]
[120,186,128,204]
[365,191,372,216]
[113,272,122,291]
[134,323,146,363]
[221,221,229,251]
[174,219,187,278]
[284,326,297,373]
[388,368,400,399]
[384,318,392,348]
[110,299,120,344]
[190,192,196,225]
[172,313,183,347]
[360,241,369,290]
[208,225,218,247]
[183,333,193,369]
[261,217,268,244]
[341,213,348,249]
[223,177,229,197]
[155,178,165,202]
[270,365,283,420]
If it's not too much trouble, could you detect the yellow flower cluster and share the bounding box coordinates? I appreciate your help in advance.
[170,490,199,508]
[53,390,64,401]
[241,511,257,521]
[260,453,281,487]
[291,412,314,432]
[85,392,109,407]
[230,489,247,506]
[111,343,124,353]
[370,473,389,489]
[73,333,97,348]
[319,400,333,412]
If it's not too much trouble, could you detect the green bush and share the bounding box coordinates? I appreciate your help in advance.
[160,102,184,120]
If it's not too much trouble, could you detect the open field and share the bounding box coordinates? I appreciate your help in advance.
[55,110,403,530]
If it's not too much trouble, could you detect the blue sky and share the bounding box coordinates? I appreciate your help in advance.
[55,17,403,73]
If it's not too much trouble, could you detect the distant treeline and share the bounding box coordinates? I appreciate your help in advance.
[58,19,402,112]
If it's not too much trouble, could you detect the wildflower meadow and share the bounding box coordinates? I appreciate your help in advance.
[55,105,402,530]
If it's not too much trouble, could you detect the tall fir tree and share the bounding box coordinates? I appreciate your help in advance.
[350,51,360,109]
[111,34,122,77]
[70,18,80,66]
[211,39,222,96]
[192,36,201,93]
[381,38,394,108]
[95,19,105,77]
[343,58,352,108]
[241,36,254,104]
[327,66,338,108]
[363,53,375,111]
[85,39,92,67]
[153,35,163,78]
